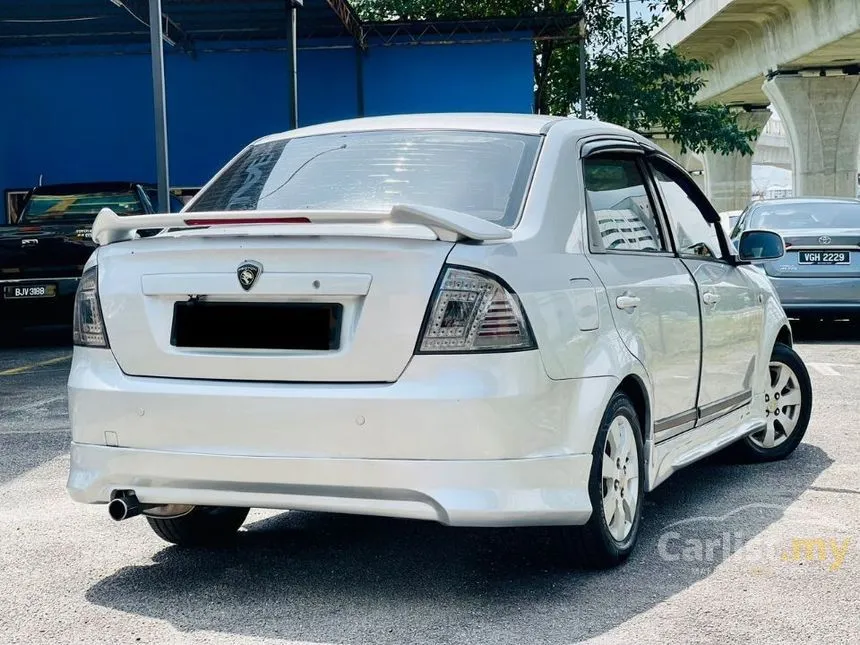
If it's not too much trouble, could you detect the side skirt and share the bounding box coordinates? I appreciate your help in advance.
[644,405,766,492]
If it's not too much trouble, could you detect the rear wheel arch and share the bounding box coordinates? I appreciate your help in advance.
[618,374,650,440]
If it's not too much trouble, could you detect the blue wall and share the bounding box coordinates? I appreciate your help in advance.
[363,41,534,116]
[0,38,534,198]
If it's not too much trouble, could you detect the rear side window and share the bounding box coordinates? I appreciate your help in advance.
[188,130,541,227]
[584,156,667,252]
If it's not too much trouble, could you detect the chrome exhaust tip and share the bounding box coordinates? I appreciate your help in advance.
[108,492,142,522]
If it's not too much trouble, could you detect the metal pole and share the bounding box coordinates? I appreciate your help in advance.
[149,0,170,213]
[626,0,632,58]
[355,46,365,117]
[288,5,299,129]
[626,0,634,126]
[579,1,587,119]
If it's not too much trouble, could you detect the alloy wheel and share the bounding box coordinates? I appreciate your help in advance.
[749,360,803,450]
[601,415,640,542]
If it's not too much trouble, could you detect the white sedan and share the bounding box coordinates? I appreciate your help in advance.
[67,114,812,568]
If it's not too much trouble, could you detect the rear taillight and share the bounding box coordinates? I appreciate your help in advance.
[72,266,109,348]
[417,267,536,353]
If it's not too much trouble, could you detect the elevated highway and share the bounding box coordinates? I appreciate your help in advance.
[654,0,860,202]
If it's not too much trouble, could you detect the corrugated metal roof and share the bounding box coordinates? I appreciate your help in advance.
[0,1,580,51]
[0,0,357,49]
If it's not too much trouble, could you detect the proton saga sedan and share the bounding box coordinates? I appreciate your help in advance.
[67,114,812,568]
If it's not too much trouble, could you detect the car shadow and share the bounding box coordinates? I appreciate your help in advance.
[85,443,832,644]
[790,317,860,344]
[0,431,69,487]
[0,324,72,350]
[0,326,71,485]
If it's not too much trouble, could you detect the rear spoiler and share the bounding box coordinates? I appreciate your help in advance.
[91,204,512,245]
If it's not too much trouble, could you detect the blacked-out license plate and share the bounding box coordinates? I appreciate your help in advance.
[798,251,849,265]
[3,284,57,299]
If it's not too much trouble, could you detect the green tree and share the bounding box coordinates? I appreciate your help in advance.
[353,0,757,155]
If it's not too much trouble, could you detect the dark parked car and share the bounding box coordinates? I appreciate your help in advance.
[730,197,860,319]
[0,182,182,333]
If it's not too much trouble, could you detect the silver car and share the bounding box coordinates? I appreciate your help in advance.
[731,197,860,318]
[66,114,811,569]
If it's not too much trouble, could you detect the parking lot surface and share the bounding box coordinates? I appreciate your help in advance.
[1,323,858,645]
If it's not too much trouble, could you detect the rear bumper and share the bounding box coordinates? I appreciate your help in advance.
[769,275,860,313]
[67,443,593,527]
[67,348,614,526]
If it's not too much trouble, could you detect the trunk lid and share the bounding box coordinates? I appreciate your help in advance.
[98,232,454,383]
[0,224,94,279]
[763,227,860,279]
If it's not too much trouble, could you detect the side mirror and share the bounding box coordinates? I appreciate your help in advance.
[737,229,785,262]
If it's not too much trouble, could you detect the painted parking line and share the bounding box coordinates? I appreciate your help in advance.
[0,354,72,377]
[6,395,66,413]
[808,362,841,376]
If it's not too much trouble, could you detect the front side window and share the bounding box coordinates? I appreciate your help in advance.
[143,188,186,214]
[583,155,667,252]
[651,162,723,260]
[188,130,541,227]
[730,207,751,238]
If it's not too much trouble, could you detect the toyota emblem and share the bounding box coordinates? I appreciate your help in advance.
[237,261,262,291]
[819,235,832,245]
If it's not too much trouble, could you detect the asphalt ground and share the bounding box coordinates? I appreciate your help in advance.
[0,322,858,645]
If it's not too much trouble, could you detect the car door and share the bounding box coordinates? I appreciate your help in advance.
[582,147,702,440]
[647,156,764,424]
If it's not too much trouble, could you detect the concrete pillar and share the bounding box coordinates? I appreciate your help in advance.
[703,109,771,213]
[764,73,860,198]
[652,138,707,193]
[653,138,694,170]
[687,154,707,194]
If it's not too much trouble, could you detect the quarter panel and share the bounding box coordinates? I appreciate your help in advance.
[446,245,636,382]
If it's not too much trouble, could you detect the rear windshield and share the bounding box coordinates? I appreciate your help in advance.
[187,130,541,227]
[751,202,860,230]
[20,191,144,224]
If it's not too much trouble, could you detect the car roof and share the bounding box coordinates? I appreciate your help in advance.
[750,197,860,207]
[28,182,150,195]
[253,113,634,144]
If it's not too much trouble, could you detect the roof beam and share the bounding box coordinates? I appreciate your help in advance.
[360,14,582,47]
[324,0,366,49]
[107,0,195,55]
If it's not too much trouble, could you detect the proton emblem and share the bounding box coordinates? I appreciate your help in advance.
[819,235,832,245]
[237,260,262,291]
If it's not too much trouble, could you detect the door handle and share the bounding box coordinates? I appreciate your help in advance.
[616,295,641,310]
[702,292,720,305]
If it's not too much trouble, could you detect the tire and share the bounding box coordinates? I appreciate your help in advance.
[146,506,250,547]
[733,342,812,463]
[561,391,645,569]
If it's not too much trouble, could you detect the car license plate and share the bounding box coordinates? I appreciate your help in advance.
[2,284,57,299]
[798,251,849,265]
